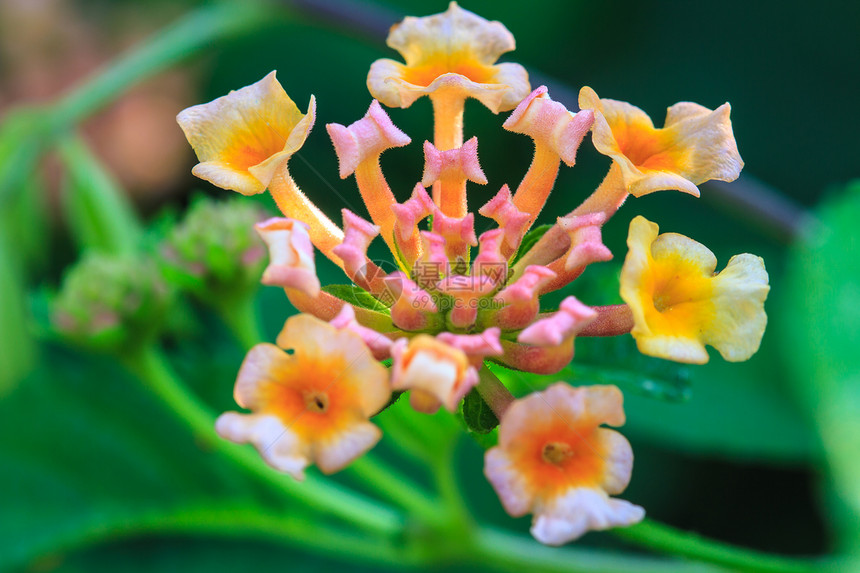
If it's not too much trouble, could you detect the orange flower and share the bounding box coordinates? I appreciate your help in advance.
[216,314,390,479]
[485,383,644,545]
[177,71,315,196]
[579,86,743,197]
[367,2,530,113]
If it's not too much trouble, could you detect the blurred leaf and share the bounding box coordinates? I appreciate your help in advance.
[0,108,44,205]
[462,388,499,434]
[0,234,36,396]
[511,224,552,265]
[783,181,860,551]
[322,284,390,313]
[57,134,143,254]
[568,336,692,402]
[0,344,291,571]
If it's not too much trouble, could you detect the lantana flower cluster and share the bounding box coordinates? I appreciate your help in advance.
[177,3,769,546]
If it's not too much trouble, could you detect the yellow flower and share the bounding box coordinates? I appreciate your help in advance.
[579,86,743,197]
[215,314,390,479]
[367,2,529,113]
[620,216,769,364]
[177,71,315,195]
[484,384,644,545]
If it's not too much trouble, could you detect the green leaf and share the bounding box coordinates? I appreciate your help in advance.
[512,224,552,265]
[322,284,390,314]
[783,180,860,549]
[461,387,499,434]
[568,336,692,402]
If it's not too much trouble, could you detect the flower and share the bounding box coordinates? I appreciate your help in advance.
[578,86,743,197]
[367,2,530,113]
[390,334,479,413]
[255,217,321,297]
[177,71,315,196]
[485,383,644,545]
[620,216,769,364]
[215,314,390,479]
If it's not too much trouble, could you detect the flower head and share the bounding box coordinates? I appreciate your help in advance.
[216,314,390,479]
[177,71,315,195]
[620,216,769,363]
[368,2,530,113]
[579,86,743,197]
[485,383,644,545]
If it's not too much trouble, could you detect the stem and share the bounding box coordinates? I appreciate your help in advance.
[354,159,398,255]
[122,346,403,537]
[216,294,265,350]
[579,304,634,337]
[49,3,268,128]
[14,504,420,573]
[347,455,441,524]
[614,519,823,573]
[474,526,730,573]
[512,144,561,229]
[269,162,345,265]
[476,366,515,419]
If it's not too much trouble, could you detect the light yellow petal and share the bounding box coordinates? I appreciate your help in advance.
[215,412,309,480]
[367,2,530,111]
[176,71,314,195]
[705,254,769,361]
[579,86,743,197]
[621,216,768,364]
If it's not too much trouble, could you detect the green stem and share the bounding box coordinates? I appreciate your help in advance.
[122,346,403,537]
[49,3,268,129]
[14,504,421,572]
[474,526,729,573]
[347,455,441,524]
[216,294,265,350]
[613,519,823,573]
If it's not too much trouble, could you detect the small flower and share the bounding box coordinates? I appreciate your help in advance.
[215,314,390,479]
[255,217,321,297]
[367,2,530,113]
[620,216,769,364]
[390,334,479,413]
[177,71,315,195]
[578,86,743,197]
[485,383,644,545]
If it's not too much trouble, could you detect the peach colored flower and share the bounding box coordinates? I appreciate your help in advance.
[485,383,644,545]
[216,314,390,479]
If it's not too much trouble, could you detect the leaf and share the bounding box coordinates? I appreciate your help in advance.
[568,336,692,402]
[461,387,499,434]
[322,284,391,314]
[511,224,552,265]
[0,344,306,572]
[782,181,860,545]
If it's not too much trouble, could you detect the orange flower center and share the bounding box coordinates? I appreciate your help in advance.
[401,52,495,87]
[511,422,607,497]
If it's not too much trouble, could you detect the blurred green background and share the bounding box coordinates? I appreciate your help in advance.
[1,0,858,571]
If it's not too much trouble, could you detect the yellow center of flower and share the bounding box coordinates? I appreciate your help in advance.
[261,356,360,440]
[640,256,714,336]
[611,119,690,173]
[303,390,330,413]
[509,422,606,496]
[541,441,574,465]
[401,52,495,87]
